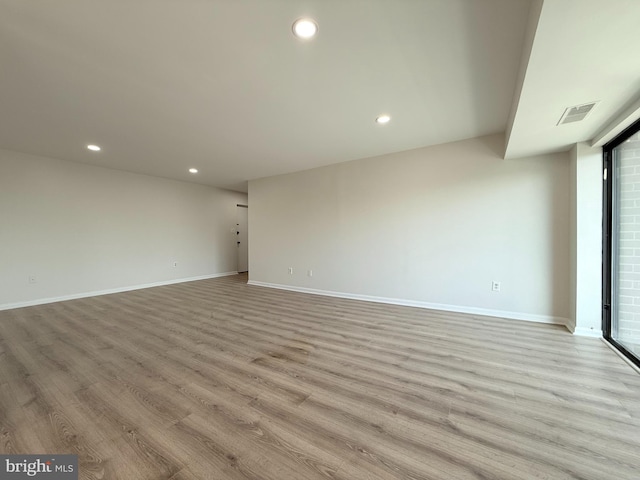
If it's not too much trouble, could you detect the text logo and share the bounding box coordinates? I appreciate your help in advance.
[1,455,78,479]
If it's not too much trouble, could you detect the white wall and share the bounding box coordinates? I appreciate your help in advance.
[569,143,603,336]
[569,144,578,329]
[249,134,570,324]
[0,149,247,308]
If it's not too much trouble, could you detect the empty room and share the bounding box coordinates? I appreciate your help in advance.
[1,0,640,479]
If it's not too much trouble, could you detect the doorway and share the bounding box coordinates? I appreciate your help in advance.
[236,205,248,273]
[603,118,640,368]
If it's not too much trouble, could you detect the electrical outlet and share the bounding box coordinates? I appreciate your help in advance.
[288,267,293,275]
[28,275,37,284]
[308,270,313,277]
[491,281,501,292]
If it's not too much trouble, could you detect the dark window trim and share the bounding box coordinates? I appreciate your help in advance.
[603,117,640,370]
[603,147,613,339]
[603,118,640,151]
[605,337,640,369]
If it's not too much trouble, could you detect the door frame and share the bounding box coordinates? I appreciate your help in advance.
[236,204,248,273]
[602,117,640,369]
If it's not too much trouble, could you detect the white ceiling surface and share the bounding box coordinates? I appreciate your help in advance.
[505,0,640,159]
[0,1,638,193]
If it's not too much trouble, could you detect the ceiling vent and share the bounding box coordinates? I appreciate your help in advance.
[557,102,598,125]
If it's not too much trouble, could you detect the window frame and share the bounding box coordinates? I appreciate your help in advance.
[602,117,640,369]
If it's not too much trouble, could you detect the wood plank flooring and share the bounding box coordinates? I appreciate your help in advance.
[1,273,640,479]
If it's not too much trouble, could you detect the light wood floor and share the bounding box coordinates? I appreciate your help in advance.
[1,274,640,479]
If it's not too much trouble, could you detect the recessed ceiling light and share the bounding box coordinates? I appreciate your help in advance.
[292,18,318,39]
[376,115,391,125]
[87,144,101,151]
[189,168,198,174]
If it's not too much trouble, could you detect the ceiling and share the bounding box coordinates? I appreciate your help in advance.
[505,0,640,159]
[0,0,638,192]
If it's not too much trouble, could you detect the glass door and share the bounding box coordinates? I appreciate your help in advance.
[604,119,640,368]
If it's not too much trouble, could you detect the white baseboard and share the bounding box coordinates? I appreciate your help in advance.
[247,280,570,327]
[0,271,238,311]
[573,327,603,338]
[564,318,603,337]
